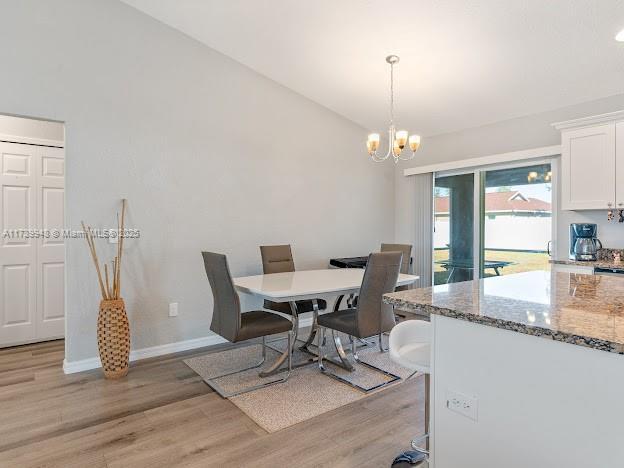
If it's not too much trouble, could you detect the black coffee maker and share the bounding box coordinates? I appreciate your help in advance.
[569,223,602,261]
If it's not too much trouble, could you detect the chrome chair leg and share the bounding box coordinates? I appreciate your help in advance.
[317,331,401,393]
[333,331,354,371]
[204,334,293,398]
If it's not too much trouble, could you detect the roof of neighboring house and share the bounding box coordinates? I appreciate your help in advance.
[435,191,551,214]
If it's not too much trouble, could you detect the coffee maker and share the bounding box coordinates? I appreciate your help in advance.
[569,223,602,261]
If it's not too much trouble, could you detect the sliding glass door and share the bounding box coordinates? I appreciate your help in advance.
[432,160,554,285]
[480,163,552,278]
[433,173,475,285]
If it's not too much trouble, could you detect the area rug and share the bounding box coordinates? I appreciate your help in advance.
[184,335,413,432]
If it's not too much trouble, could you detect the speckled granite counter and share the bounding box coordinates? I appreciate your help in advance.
[550,259,624,269]
[383,270,624,354]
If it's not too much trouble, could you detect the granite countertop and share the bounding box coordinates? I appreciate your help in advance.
[383,270,624,354]
[550,259,624,269]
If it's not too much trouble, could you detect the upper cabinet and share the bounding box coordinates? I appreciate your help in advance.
[554,111,624,211]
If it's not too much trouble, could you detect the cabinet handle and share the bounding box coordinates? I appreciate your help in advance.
[619,203,623,207]
[608,202,613,207]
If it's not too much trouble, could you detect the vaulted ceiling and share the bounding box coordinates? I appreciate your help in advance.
[123,0,624,137]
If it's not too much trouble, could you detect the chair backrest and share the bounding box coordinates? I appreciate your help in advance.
[201,252,241,342]
[381,243,412,274]
[260,244,295,274]
[356,251,402,338]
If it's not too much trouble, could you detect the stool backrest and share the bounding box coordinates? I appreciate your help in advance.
[201,252,241,342]
[260,244,295,274]
[356,251,402,337]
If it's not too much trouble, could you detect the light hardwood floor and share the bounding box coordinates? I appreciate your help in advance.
[0,339,424,468]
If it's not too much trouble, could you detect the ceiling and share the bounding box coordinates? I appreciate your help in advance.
[122,0,624,137]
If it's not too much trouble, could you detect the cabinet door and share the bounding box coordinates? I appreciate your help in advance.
[561,124,616,210]
[616,122,624,209]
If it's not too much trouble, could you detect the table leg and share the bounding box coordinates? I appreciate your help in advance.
[494,267,501,276]
[259,301,300,377]
[299,299,319,352]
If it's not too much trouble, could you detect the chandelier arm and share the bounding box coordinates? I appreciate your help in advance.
[395,150,417,162]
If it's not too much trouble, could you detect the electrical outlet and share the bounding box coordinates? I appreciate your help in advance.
[169,302,178,317]
[446,390,478,421]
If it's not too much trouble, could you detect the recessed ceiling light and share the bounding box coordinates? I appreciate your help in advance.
[616,29,624,42]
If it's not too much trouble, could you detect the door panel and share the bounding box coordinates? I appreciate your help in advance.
[36,146,65,340]
[0,142,37,345]
[3,264,31,325]
[42,263,64,321]
[434,173,475,285]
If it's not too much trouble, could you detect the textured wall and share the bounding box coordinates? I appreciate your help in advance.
[0,0,395,362]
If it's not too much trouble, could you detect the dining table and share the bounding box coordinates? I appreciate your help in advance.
[233,268,419,376]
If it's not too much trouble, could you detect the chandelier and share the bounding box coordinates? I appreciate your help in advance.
[366,55,421,163]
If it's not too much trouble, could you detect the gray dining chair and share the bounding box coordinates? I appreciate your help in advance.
[316,251,403,393]
[381,243,412,291]
[260,245,327,349]
[201,251,294,398]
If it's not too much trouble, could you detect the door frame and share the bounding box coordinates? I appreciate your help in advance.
[433,156,559,284]
[0,121,65,347]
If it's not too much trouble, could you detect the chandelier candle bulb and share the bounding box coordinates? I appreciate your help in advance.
[396,130,408,148]
[367,133,380,154]
[393,139,402,156]
[409,134,421,152]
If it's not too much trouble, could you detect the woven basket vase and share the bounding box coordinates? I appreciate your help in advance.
[97,299,130,379]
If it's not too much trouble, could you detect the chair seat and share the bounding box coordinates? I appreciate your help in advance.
[264,298,327,315]
[236,310,293,342]
[317,308,359,337]
[390,342,430,374]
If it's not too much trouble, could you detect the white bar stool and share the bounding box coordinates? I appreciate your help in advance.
[389,319,431,463]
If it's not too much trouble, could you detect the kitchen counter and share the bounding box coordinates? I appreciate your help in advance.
[383,270,624,354]
[549,258,624,269]
[387,270,624,467]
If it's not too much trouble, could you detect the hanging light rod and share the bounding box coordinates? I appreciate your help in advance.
[366,55,421,163]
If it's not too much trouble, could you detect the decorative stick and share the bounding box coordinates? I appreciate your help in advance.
[81,221,107,300]
[117,199,127,298]
[104,264,111,300]
[112,257,118,299]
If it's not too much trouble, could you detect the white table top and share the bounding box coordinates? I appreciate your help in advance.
[233,269,419,302]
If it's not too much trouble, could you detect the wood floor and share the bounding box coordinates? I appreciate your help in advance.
[0,339,424,468]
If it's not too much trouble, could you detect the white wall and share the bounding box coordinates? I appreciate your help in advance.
[0,0,394,363]
[396,94,624,261]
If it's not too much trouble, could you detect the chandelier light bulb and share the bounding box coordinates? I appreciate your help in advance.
[408,134,421,152]
[395,130,408,148]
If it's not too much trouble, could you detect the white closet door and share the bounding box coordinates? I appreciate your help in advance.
[0,142,37,346]
[36,146,65,340]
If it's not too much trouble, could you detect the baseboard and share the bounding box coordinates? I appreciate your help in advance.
[63,319,314,375]
[62,334,227,374]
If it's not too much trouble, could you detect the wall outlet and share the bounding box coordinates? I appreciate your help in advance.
[446,389,478,421]
[169,302,179,317]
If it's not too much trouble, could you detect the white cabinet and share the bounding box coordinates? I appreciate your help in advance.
[616,122,624,209]
[554,111,624,211]
[560,123,616,210]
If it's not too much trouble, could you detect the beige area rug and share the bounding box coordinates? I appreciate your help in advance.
[184,335,413,432]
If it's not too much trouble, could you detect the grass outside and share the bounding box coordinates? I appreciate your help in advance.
[434,249,550,284]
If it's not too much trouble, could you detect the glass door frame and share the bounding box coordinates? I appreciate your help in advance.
[432,156,559,285]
